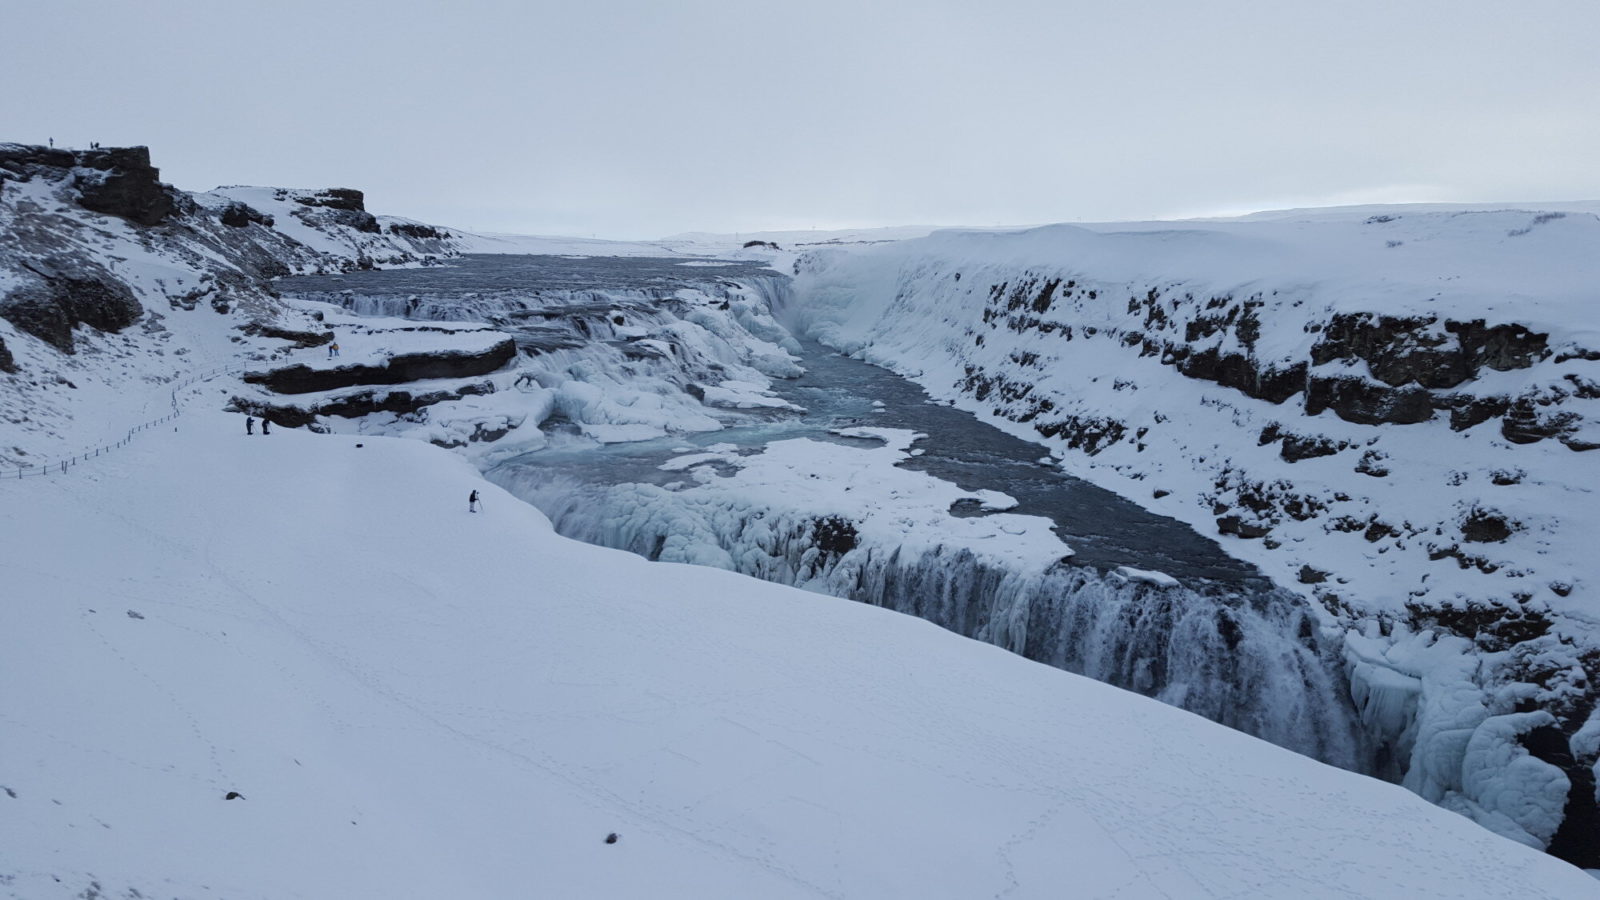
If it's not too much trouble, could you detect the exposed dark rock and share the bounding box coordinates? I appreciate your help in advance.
[388,222,447,239]
[1446,319,1550,372]
[73,146,177,226]
[1297,565,1329,584]
[1279,433,1344,462]
[1304,375,1434,425]
[812,515,859,557]
[1461,508,1514,543]
[1449,396,1510,431]
[1406,600,1552,650]
[1501,400,1581,446]
[1216,515,1272,539]
[1363,521,1396,542]
[239,322,333,347]
[1,260,143,353]
[1312,313,1549,391]
[1523,724,1600,869]
[1312,313,1467,388]
[0,144,179,226]
[292,188,366,212]
[1355,450,1389,477]
[242,338,516,394]
[0,142,76,175]
[229,381,495,428]
[220,202,273,228]
[1175,347,1305,404]
[1032,414,1125,455]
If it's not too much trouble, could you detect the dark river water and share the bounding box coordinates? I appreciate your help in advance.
[284,254,1264,586]
[280,254,1361,774]
[506,336,1264,585]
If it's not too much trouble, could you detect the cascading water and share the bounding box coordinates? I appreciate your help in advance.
[490,464,1366,772]
[286,254,1372,777]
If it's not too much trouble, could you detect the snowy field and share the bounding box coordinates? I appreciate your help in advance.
[4,404,1596,898]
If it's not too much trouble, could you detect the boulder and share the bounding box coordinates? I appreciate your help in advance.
[0,260,143,353]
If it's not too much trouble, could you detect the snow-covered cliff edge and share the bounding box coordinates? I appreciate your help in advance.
[0,143,473,466]
[789,207,1600,861]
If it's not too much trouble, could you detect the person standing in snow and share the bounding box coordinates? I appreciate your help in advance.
[468,490,480,513]
[246,415,255,435]
[261,418,271,435]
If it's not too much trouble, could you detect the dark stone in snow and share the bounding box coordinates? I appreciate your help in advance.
[812,515,859,557]
[1304,375,1434,425]
[1216,515,1271,539]
[239,321,333,347]
[293,187,367,212]
[1461,509,1513,543]
[388,222,447,239]
[1279,433,1344,462]
[1298,565,1329,584]
[220,201,273,228]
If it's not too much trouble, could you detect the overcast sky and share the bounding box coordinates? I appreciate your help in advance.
[6,0,1598,239]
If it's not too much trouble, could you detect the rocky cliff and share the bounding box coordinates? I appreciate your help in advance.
[790,209,1600,863]
[0,141,469,465]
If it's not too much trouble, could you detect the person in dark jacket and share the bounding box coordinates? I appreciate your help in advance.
[246,416,255,435]
[261,418,271,435]
[469,489,480,513]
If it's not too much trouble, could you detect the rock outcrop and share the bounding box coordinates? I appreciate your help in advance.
[232,380,498,429]
[1,256,143,353]
[71,146,178,226]
[242,339,517,394]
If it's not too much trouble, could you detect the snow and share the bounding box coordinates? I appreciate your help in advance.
[1111,565,1181,589]
[4,405,1595,898]
[786,204,1600,629]
[1461,712,1572,847]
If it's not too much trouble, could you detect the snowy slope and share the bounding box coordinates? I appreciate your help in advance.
[4,406,1595,899]
[0,145,471,468]
[788,205,1600,856]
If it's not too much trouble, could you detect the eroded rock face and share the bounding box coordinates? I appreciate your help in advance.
[238,322,333,347]
[243,339,517,394]
[231,381,495,428]
[293,188,366,212]
[0,258,143,353]
[387,222,446,239]
[219,201,273,229]
[73,147,177,225]
[1,143,179,227]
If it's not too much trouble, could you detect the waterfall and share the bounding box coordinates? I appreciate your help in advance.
[491,466,1368,773]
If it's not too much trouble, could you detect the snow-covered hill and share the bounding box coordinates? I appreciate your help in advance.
[788,206,1600,859]
[4,406,1596,898]
[6,140,1600,884]
[0,144,469,467]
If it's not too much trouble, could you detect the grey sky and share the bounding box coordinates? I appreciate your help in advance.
[6,0,1598,238]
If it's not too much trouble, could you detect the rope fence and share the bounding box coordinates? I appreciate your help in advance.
[5,364,243,479]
